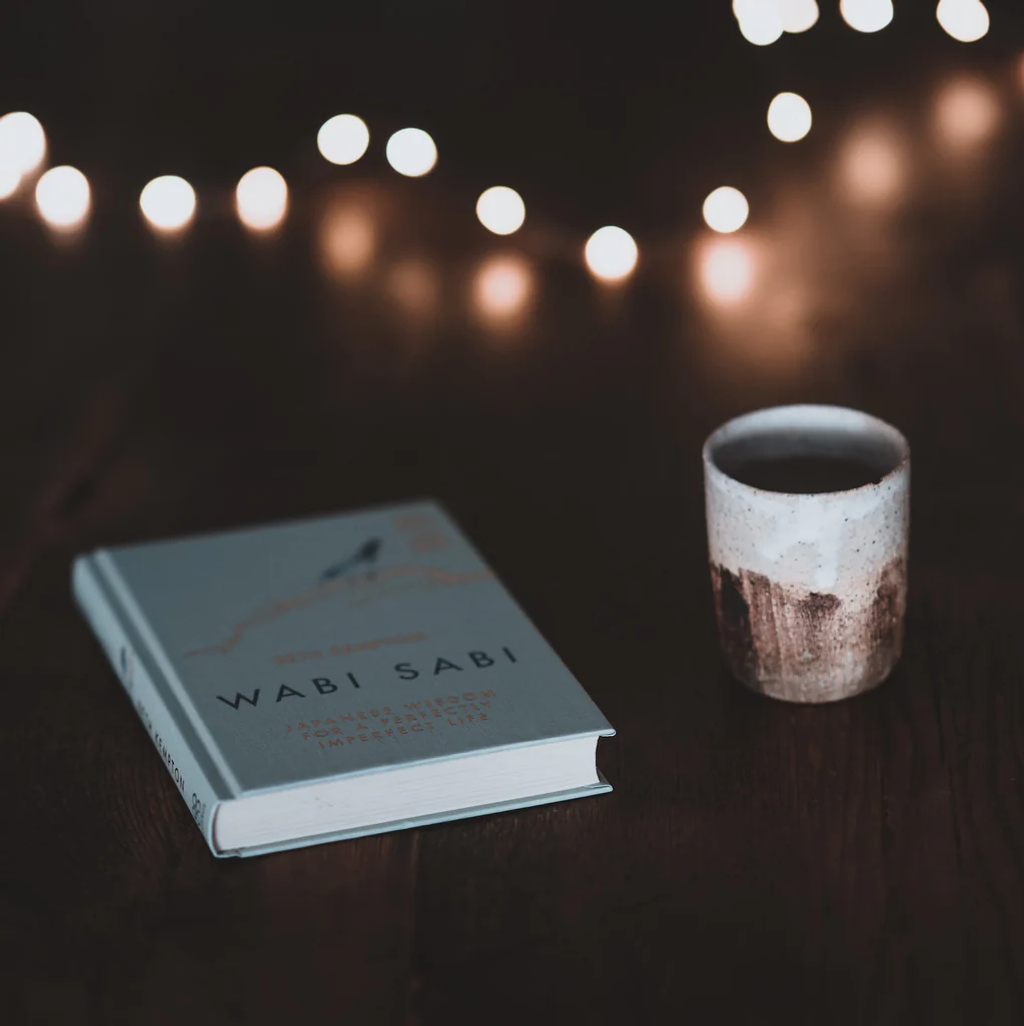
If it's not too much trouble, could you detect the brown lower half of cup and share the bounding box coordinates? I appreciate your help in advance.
[710,557,906,703]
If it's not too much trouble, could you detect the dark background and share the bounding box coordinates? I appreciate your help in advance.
[3,3,1024,1023]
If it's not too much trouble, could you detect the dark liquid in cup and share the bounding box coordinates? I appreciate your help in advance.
[726,454,885,494]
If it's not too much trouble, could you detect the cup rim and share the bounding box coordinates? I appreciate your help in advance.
[703,404,910,498]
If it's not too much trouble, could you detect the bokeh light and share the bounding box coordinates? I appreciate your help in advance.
[319,203,376,280]
[0,167,20,199]
[317,114,370,165]
[733,0,784,46]
[935,77,1000,148]
[386,128,437,177]
[584,226,638,282]
[0,111,46,174]
[838,124,906,206]
[387,258,438,318]
[139,175,196,231]
[35,166,90,229]
[236,167,288,231]
[473,254,534,324]
[476,186,526,236]
[779,0,819,32]
[702,187,749,234]
[697,237,757,305]
[767,93,812,142]
[936,0,989,43]
[839,0,894,32]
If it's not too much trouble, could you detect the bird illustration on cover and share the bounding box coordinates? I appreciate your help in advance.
[319,538,382,582]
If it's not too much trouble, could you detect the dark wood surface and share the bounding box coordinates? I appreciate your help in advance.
[3,7,1024,1024]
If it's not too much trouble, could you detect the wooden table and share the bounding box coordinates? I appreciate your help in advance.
[3,11,1024,1023]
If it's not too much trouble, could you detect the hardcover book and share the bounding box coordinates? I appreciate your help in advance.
[72,501,614,857]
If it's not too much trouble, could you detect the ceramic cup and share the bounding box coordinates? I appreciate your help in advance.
[703,404,910,703]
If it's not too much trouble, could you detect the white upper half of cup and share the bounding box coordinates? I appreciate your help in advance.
[703,405,910,594]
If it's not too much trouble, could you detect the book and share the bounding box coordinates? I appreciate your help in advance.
[72,500,614,857]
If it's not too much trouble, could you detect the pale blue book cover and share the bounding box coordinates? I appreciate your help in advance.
[72,500,614,857]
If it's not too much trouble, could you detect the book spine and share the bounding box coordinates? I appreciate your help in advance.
[72,555,225,856]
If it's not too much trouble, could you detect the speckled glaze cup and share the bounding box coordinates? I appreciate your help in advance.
[704,405,910,703]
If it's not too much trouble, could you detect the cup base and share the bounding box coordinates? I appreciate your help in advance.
[710,558,906,705]
[727,660,897,704]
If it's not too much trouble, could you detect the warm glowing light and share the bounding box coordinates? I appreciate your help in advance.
[702,187,749,234]
[0,111,46,174]
[35,165,90,228]
[385,128,437,177]
[0,167,19,199]
[139,175,196,231]
[236,166,288,231]
[733,0,784,45]
[473,254,534,323]
[584,226,638,282]
[778,0,819,32]
[387,259,438,317]
[840,0,894,32]
[698,237,757,305]
[317,114,370,165]
[838,125,906,206]
[767,93,812,142]
[935,77,1000,148]
[936,0,989,43]
[476,186,526,236]
[319,204,376,279]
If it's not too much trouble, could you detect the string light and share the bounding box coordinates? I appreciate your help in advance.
[387,258,438,318]
[0,167,19,199]
[840,0,894,33]
[386,128,437,177]
[317,115,370,165]
[936,0,989,43]
[778,0,819,32]
[35,165,90,228]
[934,77,1000,148]
[236,167,288,231]
[698,237,757,305]
[703,187,749,233]
[8,18,1009,295]
[473,254,534,323]
[584,226,638,282]
[767,93,812,142]
[476,186,526,235]
[139,175,196,231]
[838,124,906,206]
[319,203,376,279]
[733,0,784,46]
[0,111,46,174]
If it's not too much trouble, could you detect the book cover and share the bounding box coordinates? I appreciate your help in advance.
[72,500,614,857]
